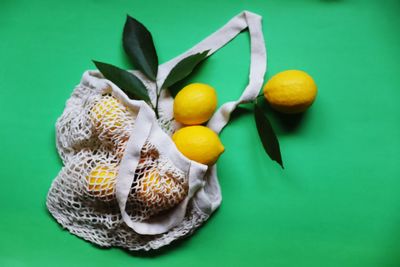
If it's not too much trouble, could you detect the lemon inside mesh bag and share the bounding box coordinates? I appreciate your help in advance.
[89,95,135,158]
[85,164,117,199]
[85,95,188,217]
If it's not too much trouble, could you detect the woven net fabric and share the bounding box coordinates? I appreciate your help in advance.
[47,80,208,250]
[126,141,188,221]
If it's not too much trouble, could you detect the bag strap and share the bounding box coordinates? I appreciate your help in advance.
[157,11,267,134]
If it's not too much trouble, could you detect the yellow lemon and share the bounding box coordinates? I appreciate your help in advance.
[86,165,116,198]
[136,169,187,213]
[141,171,166,193]
[263,70,317,114]
[173,83,217,125]
[89,95,124,130]
[172,126,224,165]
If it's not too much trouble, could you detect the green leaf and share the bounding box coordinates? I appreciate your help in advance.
[123,15,158,80]
[254,103,284,168]
[93,60,150,102]
[162,51,209,88]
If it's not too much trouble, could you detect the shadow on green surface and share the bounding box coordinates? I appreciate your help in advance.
[269,109,307,134]
[125,237,187,258]
[257,99,308,135]
[229,102,308,135]
[229,105,253,124]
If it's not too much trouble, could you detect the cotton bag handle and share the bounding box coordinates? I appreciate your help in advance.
[157,10,267,134]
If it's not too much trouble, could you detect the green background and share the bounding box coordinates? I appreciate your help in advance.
[1,0,400,266]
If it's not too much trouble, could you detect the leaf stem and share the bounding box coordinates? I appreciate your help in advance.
[154,84,160,119]
[149,99,156,111]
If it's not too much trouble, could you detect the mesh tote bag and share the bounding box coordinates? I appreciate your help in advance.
[47,10,267,251]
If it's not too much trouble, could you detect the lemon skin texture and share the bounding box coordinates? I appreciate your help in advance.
[172,125,224,165]
[263,70,317,114]
[90,96,123,128]
[86,165,116,198]
[173,83,217,125]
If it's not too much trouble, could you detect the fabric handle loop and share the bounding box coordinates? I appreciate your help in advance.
[158,11,267,134]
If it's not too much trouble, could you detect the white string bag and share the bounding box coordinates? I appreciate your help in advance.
[47,11,267,251]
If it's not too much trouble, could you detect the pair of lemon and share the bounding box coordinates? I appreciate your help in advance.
[86,164,183,211]
[172,83,224,166]
[85,97,128,199]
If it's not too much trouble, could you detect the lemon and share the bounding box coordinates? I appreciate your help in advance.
[136,169,187,212]
[172,126,224,165]
[141,171,174,193]
[263,70,317,114]
[173,83,217,125]
[89,95,124,130]
[86,165,116,198]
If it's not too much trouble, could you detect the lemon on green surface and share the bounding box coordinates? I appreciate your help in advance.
[263,70,317,114]
[86,165,116,198]
[173,83,217,125]
[172,125,224,165]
